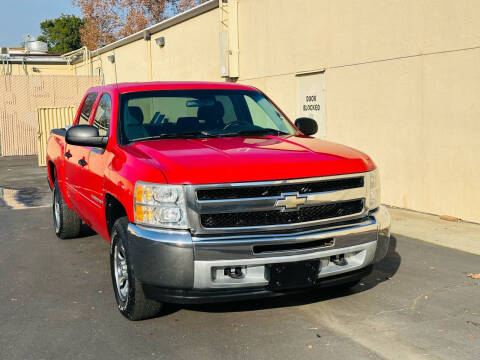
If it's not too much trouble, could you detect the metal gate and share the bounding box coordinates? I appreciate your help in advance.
[37,106,76,166]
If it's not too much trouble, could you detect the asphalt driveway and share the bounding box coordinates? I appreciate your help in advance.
[0,157,479,360]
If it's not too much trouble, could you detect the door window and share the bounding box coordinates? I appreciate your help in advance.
[92,93,112,136]
[78,93,98,125]
[244,94,288,131]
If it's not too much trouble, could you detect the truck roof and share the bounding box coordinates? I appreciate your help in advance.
[87,81,258,94]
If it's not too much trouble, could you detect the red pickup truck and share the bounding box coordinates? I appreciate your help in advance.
[46,81,390,320]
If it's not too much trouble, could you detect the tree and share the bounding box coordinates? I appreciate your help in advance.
[73,0,124,50]
[37,15,85,54]
[174,0,208,14]
[73,0,209,50]
[74,0,167,50]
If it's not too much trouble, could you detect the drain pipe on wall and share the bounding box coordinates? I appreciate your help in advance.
[22,57,28,75]
[1,56,13,75]
[61,46,91,76]
[219,0,239,80]
[97,55,105,85]
[144,30,153,81]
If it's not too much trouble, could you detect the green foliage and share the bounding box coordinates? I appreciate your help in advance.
[39,14,85,54]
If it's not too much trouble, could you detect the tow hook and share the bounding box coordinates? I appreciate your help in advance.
[224,266,245,279]
[331,254,348,267]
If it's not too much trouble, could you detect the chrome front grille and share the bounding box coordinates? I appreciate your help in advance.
[200,200,364,228]
[196,177,364,200]
[185,172,369,235]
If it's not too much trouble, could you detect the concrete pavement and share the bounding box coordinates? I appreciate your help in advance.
[389,207,480,256]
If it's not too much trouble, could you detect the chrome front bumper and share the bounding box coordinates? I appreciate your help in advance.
[126,206,391,296]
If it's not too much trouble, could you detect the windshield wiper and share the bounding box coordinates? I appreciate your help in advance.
[130,128,288,142]
[219,128,288,137]
[131,131,216,142]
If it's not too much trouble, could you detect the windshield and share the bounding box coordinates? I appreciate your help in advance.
[118,90,297,143]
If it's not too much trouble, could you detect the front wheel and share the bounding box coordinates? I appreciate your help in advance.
[110,217,163,321]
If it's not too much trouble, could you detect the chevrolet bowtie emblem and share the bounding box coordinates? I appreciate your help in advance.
[275,193,307,211]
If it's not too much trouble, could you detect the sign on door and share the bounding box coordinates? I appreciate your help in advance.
[296,71,326,138]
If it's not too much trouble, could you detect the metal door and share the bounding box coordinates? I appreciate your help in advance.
[296,71,326,138]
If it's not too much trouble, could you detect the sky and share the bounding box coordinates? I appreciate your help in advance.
[0,0,80,47]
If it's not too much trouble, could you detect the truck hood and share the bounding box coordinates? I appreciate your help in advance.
[124,135,375,184]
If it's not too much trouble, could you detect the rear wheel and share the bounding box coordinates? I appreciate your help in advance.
[110,217,163,321]
[53,180,81,239]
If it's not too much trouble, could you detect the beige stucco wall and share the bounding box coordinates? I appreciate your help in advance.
[71,0,480,223]
[74,8,220,83]
[150,9,220,81]
[8,63,74,76]
[326,50,480,223]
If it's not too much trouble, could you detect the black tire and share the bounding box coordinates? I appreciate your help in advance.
[110,217,163,321]
[53,179,82,239]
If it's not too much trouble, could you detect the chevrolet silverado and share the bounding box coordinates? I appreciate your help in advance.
[46,81,390,320]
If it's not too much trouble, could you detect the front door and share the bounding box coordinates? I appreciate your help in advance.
[64,92,98,214]
[82,93,113,235]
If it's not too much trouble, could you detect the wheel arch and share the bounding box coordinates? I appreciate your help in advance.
[105,193,128,239]
[47,161,56,190]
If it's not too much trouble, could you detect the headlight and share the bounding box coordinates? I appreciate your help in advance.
[134,182,188,229]
[368,169,381,210]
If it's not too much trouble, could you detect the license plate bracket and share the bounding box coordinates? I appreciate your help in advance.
[268,260,320,290]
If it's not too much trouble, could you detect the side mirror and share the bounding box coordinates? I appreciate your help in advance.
[294,117,318,136]
[66,125,108,148]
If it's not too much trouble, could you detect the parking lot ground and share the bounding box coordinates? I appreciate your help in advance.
[1,156,479,360]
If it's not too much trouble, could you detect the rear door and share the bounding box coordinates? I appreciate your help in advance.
[64,92,98,213]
